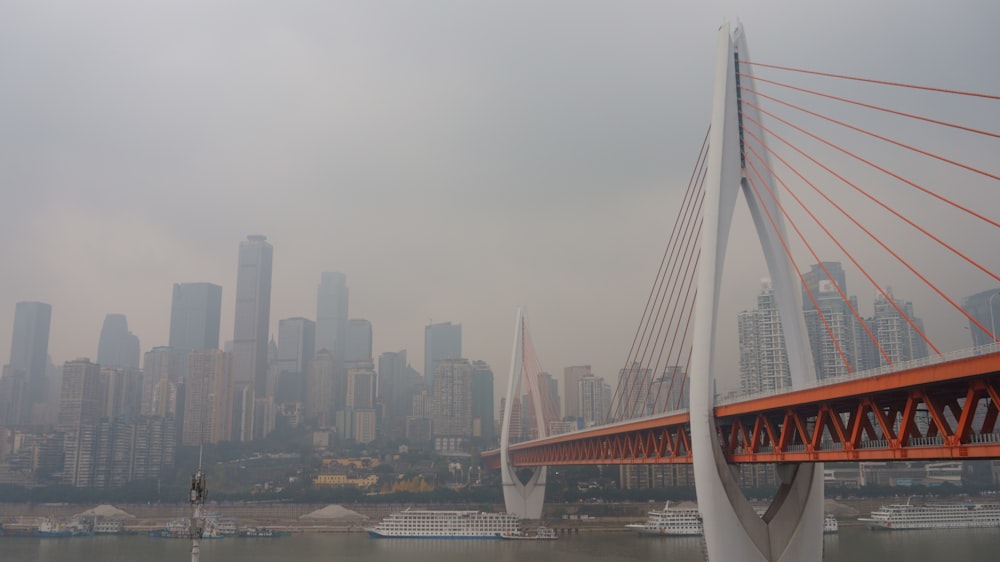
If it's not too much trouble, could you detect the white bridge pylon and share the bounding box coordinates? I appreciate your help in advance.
[689,22,825,561]
[499,308,547,519]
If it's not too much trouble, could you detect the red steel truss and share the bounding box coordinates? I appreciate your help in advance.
[483,351,1000,469]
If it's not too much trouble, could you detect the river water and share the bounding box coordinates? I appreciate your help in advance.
[1,526,997,561]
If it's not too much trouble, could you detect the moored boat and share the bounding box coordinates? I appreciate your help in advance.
[860,498,1000,530]
[625,502,838,536]
[366,508,521,539]
[501,526,558,540]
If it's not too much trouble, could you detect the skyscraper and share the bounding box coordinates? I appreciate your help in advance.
[231,235,273,441]
[272,317,316,404]
[579,374,611,427]
[315,272,348,359]
[345,319,373,363]
[305,349,336,428]
[433,358,472,452]
[183,349,232,446]
[738,280,792,396]
[864,289,929,367]
[96,314,141,370]
[470,360,496,446]
[563,365,591,420]
[964,288,1000,347]
[58,359,102,487]
[424,322,461,389]
[169,283,223,353]
[6,301,52,412]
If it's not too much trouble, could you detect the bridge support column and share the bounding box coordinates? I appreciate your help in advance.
[689,22,824,561]
[499,308,547,519]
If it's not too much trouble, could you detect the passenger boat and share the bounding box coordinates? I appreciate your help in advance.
[366,508,521,539]
[625,502,838,536]
[625,502,702,536]
[860,498,1000,530]
[35,517,93,537]
[501,526,558,540]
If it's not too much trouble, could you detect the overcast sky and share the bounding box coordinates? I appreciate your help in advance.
[1,1,998,397]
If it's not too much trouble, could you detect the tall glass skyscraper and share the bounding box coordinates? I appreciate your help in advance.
[7,301,52,408]
[315,272,348,359]
[96,314,141,370]
[231,235,273,441]
[169,283,223,353]
[424,322,461,389]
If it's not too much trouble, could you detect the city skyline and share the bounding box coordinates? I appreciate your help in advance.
[2,2,999,398]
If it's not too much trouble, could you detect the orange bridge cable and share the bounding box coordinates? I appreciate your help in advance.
[742,123,950,355]
[743,141,898,361]
[743,102,1000,274]
[648,248,700,414]
[628,219,700,417]
[738,73,1000,140]
[741,168,858,371]
[742,122,989,351]
[743,124,951,355]
[621,184,706,420]
[630,190,705,408]
[744,150,885,367]
[611,133,709,419]
[675,344,695,412]
[616,150,706,398]
[742,86,1000,183]
[650,266,699,415]
[631,188,703,382]
[643,238,701,418]
[740,61,1000,101]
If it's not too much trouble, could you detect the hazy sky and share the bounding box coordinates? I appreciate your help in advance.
[2,2,998,397]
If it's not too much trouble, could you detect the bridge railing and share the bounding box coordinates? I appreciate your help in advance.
[715,342,1000,407]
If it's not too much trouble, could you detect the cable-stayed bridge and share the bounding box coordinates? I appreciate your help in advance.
[483,22,1000,562]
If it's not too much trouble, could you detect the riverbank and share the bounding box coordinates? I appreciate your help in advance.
[0,497,890,535]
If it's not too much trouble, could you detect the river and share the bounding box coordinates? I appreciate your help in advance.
[1,526,998,561]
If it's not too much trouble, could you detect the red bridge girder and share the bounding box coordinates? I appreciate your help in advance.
[482,351,1000,469]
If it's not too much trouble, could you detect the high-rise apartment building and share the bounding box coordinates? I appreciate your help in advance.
[378,350,420,436]
[345,319,373,363]
[5,301,52,419]
[470,360,495,446]
[231,235,273,441]
[864,289,929,367]
[96,314,141,370]
[432,358,472,451]
[424,322,461,389]
[964,288,1000,347]
[58,359,102,487]
[272,317,315,405]
[315,272,348,358]
[563,365,591,420]
[169,283,223,353]
[183,349,232,446]
[305,349,336,428]
[579,374,611,427]
[738,280,792,396]
[801,263,865,379]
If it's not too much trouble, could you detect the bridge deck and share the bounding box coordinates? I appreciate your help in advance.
[483,350,1000,468]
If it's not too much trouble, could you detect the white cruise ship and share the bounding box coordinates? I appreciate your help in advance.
[860,499,1000,530]
[626,502,838,536]
[366,508,521,539]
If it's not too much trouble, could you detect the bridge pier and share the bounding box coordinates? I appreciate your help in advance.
[499,308,548,519]
[690,22,824,561]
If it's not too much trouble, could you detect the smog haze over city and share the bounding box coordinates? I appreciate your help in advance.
[1,1,998,395]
